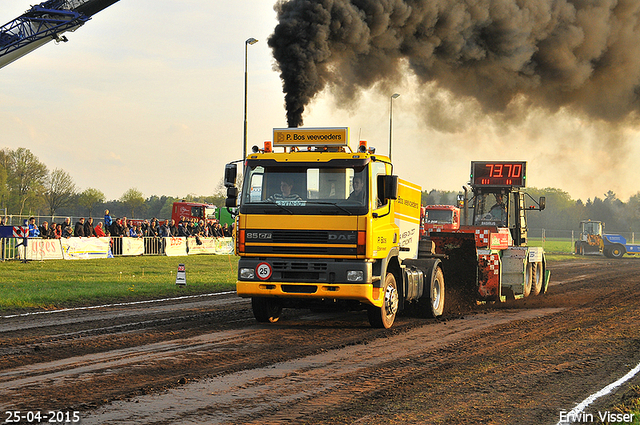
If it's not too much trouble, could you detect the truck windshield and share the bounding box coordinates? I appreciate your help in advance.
[425,209,454,224]
[241,164,368,215]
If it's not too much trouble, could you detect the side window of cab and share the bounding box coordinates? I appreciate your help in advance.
[371,162,388,209]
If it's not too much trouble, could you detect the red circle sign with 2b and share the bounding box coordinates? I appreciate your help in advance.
[256,262,272,280]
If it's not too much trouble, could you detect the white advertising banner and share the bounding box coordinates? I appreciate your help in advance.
[25,238,64,260]
[187,237,217,255]
[187,237,234,255]
[164,237,188,256]
[122,237,145,256]
[16,236,232,260]
[61,237,110,260]
[214,237,234,255]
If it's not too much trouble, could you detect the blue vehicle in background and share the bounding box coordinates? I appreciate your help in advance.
[575,220,640,259]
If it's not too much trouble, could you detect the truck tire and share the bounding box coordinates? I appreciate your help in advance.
[426,267,445,317]
[531,262,543,296]
[368,272,398,329]
[524,262,533,297]
[575,241,584,255]
[251,297,282,323]
[610,244,626,259]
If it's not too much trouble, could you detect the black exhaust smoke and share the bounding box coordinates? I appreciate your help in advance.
[268,0,640,129]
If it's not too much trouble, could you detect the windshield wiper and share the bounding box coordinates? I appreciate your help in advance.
[306,201,353,215]
[260,201,294,214]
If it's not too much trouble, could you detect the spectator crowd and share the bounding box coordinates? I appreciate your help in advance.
[24,209,233,240]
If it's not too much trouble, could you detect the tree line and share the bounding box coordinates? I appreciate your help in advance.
[422,188,640,233]
[1,147,638,232]
[0,147,225,220]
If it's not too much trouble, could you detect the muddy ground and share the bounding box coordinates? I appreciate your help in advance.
[1,257,640,424]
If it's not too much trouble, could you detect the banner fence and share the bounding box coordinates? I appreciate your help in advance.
[1,235,234,261]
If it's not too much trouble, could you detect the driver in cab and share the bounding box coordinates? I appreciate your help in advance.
[266,178,302,202]
[489,194,507,225]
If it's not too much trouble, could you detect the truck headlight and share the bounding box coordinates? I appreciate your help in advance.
[240,268,255,279]
[347,270,364,282]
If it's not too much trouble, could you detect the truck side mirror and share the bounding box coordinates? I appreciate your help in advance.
[225,163,238,207]
[539,196,546,211]
[378,175,398,201]
[226,186,238,207]
[224,163,237,188]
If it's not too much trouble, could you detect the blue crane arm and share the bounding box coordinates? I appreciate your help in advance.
[71,0,121,17]
[0,0,120,69]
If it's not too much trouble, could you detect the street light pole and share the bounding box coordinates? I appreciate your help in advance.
[243,37,258,161]
[389,93,400,161]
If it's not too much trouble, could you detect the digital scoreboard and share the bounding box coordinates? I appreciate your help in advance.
[470,161,526,187]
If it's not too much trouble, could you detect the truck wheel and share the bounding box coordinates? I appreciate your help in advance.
[575,242,584,255]
[523,262,532,298]
[251,297,282,323]
[427,267,445,317]
[368,273,398,329]
[610,244,625,259]
[531,262,543,296]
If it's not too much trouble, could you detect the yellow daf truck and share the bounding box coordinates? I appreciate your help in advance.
[224,127,445,328]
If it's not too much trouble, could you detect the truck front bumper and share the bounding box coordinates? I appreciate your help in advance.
[236,257,381,307]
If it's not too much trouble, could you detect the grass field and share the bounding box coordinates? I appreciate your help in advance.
[1,255,239,311]
[529,237,574,253]
[1,242,583,312]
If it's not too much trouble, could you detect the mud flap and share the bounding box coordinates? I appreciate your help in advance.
[542,254,551,294]
[543,269,551,294]
[429,233,478,312]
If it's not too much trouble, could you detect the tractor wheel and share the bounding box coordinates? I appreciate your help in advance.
[426,267,445,317]
[523,262,532,298]
[368,273,398,329]
[252,297,282,323]
[610,244,626,259]
[531,262,543,296]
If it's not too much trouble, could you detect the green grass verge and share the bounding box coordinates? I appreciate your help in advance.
[529,237,574,253]
[1,255,239,311]
[0,239,582,313]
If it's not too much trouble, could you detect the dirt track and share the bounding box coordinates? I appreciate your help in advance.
[1,257,640,424]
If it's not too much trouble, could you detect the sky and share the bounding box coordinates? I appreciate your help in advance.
[1,0,640,203]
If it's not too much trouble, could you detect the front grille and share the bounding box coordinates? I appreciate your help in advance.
[273,262,328,271]
[245,229,359,256]
[245,246,356,255]
[282,285,318,294]
[282,271,320,280]
[247,229,358,245]
[272,230,328,244]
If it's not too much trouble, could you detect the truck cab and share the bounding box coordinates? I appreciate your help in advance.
[171,201,217,226]
[225,127,444,328]
[421,205,460,238]
[575,220,605,256]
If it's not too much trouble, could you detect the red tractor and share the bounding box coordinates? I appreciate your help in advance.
[429,161,550,303]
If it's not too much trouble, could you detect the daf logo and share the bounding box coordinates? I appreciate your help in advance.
[328,233,356,241]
